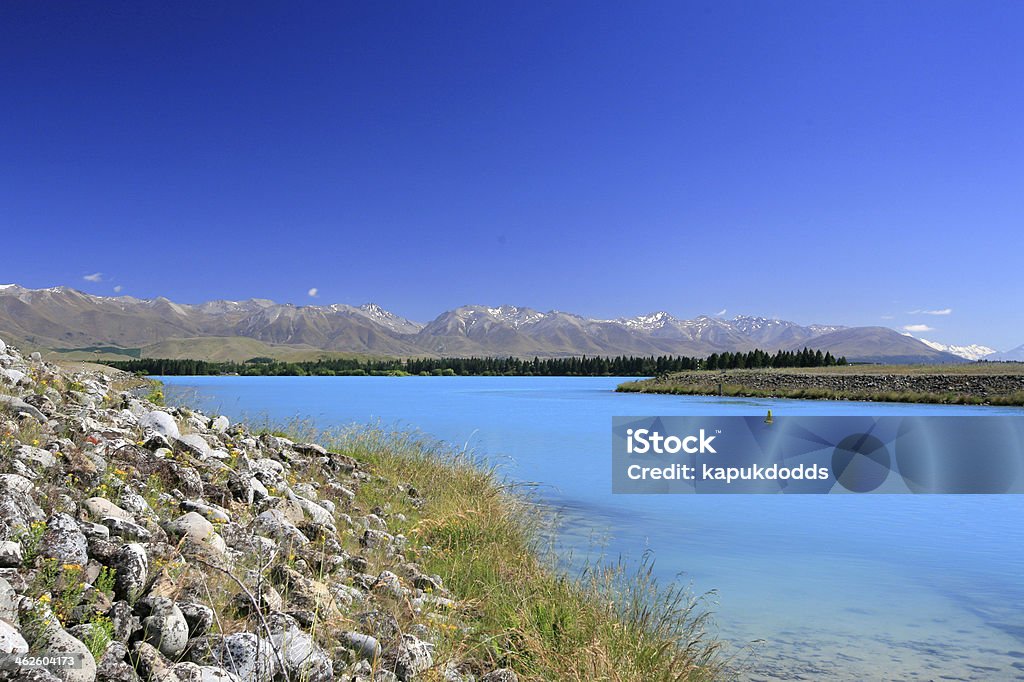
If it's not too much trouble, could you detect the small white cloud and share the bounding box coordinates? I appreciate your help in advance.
[903,324,934,333]
[307,288,319,298]
[83,272,103,282]
[909,308,952,316]
[113,285,123,293]
[881,315,895,320]
[714,308,727,316]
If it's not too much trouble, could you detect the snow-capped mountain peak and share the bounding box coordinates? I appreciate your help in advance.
[731,316,788,332]
[356,303,423,334]
[904,335,997,361]
[482,305,546,328]
[618,311,676,330]
[358,303,390,318]
[0,284,986,363]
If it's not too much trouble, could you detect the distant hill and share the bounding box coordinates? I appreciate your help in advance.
[0,284,966,363]
[990,344,1024,362]
[41,340,381,364]
[802,327,963,364]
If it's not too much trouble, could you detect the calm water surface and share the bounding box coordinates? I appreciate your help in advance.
[159,376,1024,681]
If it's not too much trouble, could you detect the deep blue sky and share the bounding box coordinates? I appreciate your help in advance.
[1,2,1022,348]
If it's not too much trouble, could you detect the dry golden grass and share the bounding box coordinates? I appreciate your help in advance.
[318,426,726,682]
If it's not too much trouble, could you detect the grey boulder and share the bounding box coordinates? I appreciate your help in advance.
[385,633,434,681]
[173,434,211,458]
[96,641,141,682]
[100,517,152,542]
[0,474,45,536]
[18,600,96,682]
[165,512,227,555]
[268,615,333,682]
[250,509,309,547]
[338,631,381,663]
[0,576,19,622]
[141,597,190,658]
[193,633,279,682]
[0,541,23,568]
[178,601,214,638]
[0,617,29,655]
[39,514,88,566]
[0,395,46,422]
[83,497,133,523]
[133,641,241,682]
[139,410,180,439]
[114,543,148,603]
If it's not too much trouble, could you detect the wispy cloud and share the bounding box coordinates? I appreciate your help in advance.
[307,287,319,298]
[903,324,934,333]
[909,308,952,316]
[83,272,103,282]
[113,285,123,293]
[880,314,895,320]
[714,308,727,316]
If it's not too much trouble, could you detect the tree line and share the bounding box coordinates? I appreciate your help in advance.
[103,347,846,377]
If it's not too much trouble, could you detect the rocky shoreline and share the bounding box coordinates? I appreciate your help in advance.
[618,368,1024,405]
[0,335,521,682]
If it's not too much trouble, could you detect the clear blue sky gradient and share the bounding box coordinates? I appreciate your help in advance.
[1,2,1022,348]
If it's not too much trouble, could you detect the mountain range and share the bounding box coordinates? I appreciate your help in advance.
[909,337,998,362]
[0,284,1009,364]
[902,334,1024,362]
[989,344,1024,362]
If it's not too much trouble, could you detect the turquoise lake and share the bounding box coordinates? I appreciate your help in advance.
[159,375,1024,681]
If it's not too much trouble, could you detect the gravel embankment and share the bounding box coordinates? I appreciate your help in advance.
[619,369,1024,404]
[0,335,517,682]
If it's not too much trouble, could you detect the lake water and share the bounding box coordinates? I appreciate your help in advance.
[159,375,1024,681]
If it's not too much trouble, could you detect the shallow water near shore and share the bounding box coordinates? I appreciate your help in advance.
[159,375,1024,680]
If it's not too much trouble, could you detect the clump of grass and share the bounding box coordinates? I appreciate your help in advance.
[19,598,58,649]
[990,391,1024,406]
[95,566,116,599]
[83,613,115,660]
[27,559,87,626]
[318,426,724,681]
[141,473,173,516]
[53,563,86,624]
[145,383,165,406]
[15,520,48,563]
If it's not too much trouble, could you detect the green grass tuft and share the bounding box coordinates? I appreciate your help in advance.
[300,425,726,681]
